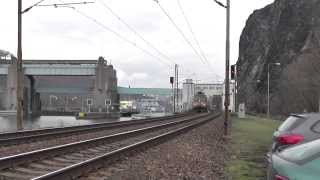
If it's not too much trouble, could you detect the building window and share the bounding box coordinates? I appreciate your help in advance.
[105,99,111,105]
[87,98,93,105]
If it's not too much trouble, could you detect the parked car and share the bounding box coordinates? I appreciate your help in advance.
[271,113,320,152]
[267,138,320,180]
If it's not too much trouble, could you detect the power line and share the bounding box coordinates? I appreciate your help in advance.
[213,0,227,8]
[97,0,201,78]
[153,1,208,66]
[177,0,212,67]
[174,0,224,80]
[154,1,223,80]
[22,0,47,13]
[37,2,94,7]
[97,0,176,66]
[60,1,217,80]
[71,8,172,67]
[55,0,171,67]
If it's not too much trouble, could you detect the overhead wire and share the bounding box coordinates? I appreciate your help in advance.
[58,0,222,82]
[70,8,172,67]
[55,0,171,67]
[153,0,208,66]
[213,0,227,8]
[177,0,212,67]
[22,0,47,13]
[154,0,224,81]
[176,0,226,82]
[97,0,201,79]
[97,0,177,66]
[37,2,94,7]
[52,0,195,88]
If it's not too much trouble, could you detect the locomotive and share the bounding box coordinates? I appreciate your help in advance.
[192,92,208,113]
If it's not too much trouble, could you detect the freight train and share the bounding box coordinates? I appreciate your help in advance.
[192,92,208,113]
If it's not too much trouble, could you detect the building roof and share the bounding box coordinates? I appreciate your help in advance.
[118,87,172,96]
[0,49,11,57]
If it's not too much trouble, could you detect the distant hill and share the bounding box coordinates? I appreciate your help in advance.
[118,87,172,96]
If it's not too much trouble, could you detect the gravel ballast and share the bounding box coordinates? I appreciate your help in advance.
[82,115,228,180]
[0,118,209,180]
[0,114,204,158]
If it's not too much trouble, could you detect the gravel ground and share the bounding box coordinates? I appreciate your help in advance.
[0,114,204,158]
[82,115,228,180]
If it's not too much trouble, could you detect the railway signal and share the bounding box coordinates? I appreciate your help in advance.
[231,65,235,80]
[170,76,175,113]
[16,0,94,130]
[170,77,174,84]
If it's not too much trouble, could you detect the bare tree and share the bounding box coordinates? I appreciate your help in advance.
[275,49,320,114]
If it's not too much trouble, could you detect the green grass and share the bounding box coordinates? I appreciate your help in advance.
[227,115,282,180]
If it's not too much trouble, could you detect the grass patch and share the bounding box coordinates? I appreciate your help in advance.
[227,115,282,180]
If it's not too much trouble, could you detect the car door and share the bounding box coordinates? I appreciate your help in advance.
[272,115,306,152]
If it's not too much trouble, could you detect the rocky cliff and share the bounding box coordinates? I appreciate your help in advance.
[237,0,320,115]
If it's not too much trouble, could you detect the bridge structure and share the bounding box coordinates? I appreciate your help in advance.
[0,60,96,76]
[0,56,119,117]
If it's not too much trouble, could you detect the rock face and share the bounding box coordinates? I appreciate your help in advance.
[237,0,320,115]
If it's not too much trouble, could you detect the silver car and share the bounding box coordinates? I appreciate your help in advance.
[271,113,320,152]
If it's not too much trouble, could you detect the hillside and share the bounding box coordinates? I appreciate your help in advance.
[237,0,320,115]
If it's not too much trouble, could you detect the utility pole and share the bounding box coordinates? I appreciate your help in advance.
[319,96,320,113]
[176,64,179,112]
[15,0,94,131]
[234,66,237,113]
[16,0,23,130]
[170,76,174,113]
[172,81,174,113]
[213,0,230,136]
[224,0,230,136]
[173,64,178,113]
[267,65,270,118]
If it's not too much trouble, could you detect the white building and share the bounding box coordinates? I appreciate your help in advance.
[194,83,223,96]
[182,79,236,112]
[182,79,194,111]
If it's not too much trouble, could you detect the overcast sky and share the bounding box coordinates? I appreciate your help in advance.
[0,0,273,88]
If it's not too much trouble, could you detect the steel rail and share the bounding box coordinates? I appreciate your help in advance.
[0,113,189,145]
[33,113,220,180]
[0,113,211,171]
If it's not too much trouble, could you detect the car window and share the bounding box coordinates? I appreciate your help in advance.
[311,121,320,133]
[279,139,320,164]
[278,116,305,131]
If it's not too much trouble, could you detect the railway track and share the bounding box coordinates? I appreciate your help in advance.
[0,113,189,146]
[0,113,219,180]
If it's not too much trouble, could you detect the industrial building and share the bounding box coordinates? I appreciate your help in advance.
[0,54,119,117]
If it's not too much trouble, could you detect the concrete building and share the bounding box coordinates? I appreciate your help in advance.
[36,58,119,115]
[0,53,119,116]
